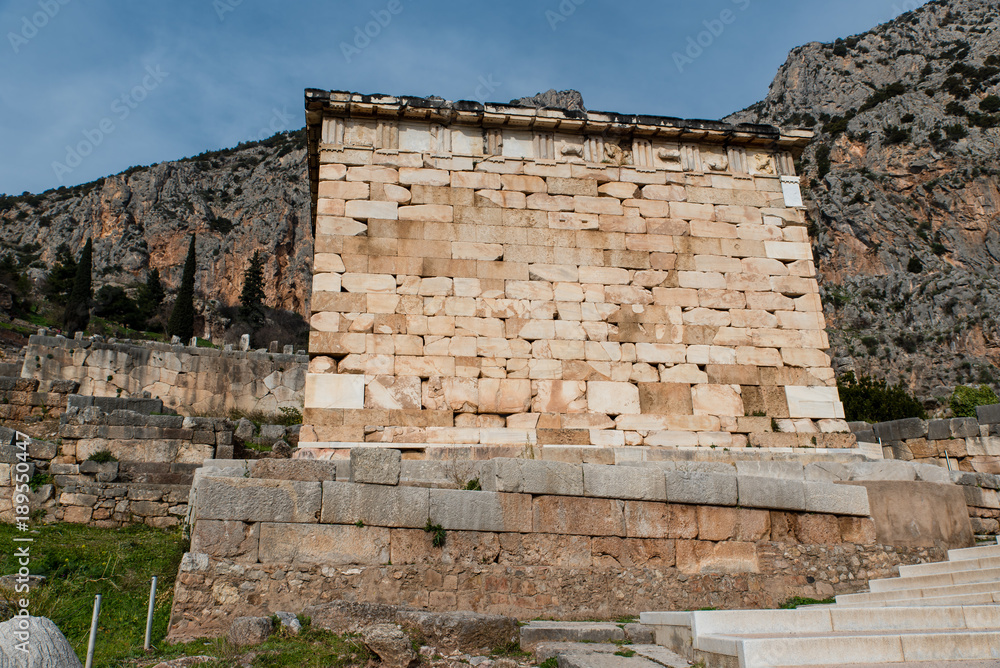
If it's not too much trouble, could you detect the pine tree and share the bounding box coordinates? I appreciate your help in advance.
[144,268,165,307]
[239,251,266,325]
[166,236,197,341]
[45,243,77,306]
[62,239,93,334]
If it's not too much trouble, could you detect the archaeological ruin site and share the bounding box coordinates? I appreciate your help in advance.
[4,88,1000,666]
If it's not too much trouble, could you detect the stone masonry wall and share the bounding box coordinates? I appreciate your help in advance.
[301,91,850,454]
[21,334,306,416]
[167,453,942,640]
[0,376,78,420]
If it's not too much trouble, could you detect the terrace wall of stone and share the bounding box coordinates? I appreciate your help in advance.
[300,91,850,454]
[21,334,307,416]
[166,451,948,638]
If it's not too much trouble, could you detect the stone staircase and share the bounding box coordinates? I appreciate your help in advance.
[640,542,1000,667]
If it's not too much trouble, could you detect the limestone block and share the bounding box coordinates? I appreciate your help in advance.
[692,384,743,417]
[735,461,804,480]
[764,241,811,260]
[638,383,693,415]
[366,375,421,410]
[479,458,584,496]
[976,403,1000,425]
[258,522,389,565]
[399,167,450,186]
[191,520,260,562]
[737,476,806,512]
[533,496,625,536]
[663,471,737,506]
[345,200,398,220]
[579,266,631,284]
[319,181,369,200]
[675,540,759,574]
[321,482,428,527]
[305,373,364,410]
[587,381,640,415]
[582,464,666,501]
[785,386,843,419]
[428,489,532,532]
[317,216,368,237]
[635,343,687,364]
[502,174,547,192]
[399,204,454,223]
[341,273,396,293]
[478,379,531,414]
[531,380,587,413]
[670,202,715,220]
[351,447,401,485]
[660,364,709,384]
[803,482,871,516]
[194,477,322,523]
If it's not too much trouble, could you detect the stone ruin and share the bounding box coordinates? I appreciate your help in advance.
[297,89,852,459]
[163,90,998,641]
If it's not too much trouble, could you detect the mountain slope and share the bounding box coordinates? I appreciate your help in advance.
[0,131,311,317]
[728,0,1000,402]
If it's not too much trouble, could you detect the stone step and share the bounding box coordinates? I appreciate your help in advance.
[898,556,1000,579]
[784,661,1000,667]
[736,630,1000,667]
[832,591,1000,608]
[868,567,1000,593]
[836,581,1000,606]
[947,544,1000,561]
[642,606,1000,647]
[533,642,687,668]
[521,622,633,649]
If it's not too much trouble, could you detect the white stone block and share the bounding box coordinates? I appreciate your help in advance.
[305,373,364,410]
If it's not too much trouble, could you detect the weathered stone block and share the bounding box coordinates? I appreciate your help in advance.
[737,476,806,511]
[258,522,389,565]
[251,459,339,482]
[194,477,321,523]
[191,520,260,562]
[975,403,1000,425]
[533,496,625,536]
[950,417,981,439]
[351,447,401,485]
[428,489,531,532]
[478,458,583,496]
[663,471,737,506]
[803,482,871,516]
[675,540,759,574]
[582,464,666,501]
[321,482,428,528]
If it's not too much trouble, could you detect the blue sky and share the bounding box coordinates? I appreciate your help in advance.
[0,0,930,195]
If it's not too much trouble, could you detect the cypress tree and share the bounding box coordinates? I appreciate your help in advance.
[239,251,266,325]
[145,268,165,307]
[166,235,197,341]
[62,239,92,334]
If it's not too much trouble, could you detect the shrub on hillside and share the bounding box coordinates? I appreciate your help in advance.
[949,384,999,418]
[837,371,927,423]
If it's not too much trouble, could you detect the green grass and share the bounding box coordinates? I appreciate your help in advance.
[0,523,377,667]
[778,596,836,609]
[0,523,187,667]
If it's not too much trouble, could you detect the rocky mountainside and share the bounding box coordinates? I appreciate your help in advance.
[0,131,311,321]
[728,0,1000,404]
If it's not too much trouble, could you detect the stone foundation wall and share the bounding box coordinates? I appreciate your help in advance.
[51,482,190,528]
[20,334,306,415]
[165,451,944,639]
[0,376,78,420]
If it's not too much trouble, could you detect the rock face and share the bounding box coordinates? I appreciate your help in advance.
[728,0,1000,402]
[0,616,83,667]
[0,131,311,317]
[511,89,586,112]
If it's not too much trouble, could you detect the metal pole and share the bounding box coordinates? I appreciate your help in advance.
[144,576,158,651]
[84,594,101,668]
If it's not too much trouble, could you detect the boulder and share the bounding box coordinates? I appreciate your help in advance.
[0,616,82,667]
[271,440,293,458]
[234,418,255,442]
[227,616,273,646]
[362,624,418,668]
[274,611,302,636]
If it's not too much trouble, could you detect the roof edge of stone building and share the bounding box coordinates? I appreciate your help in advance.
[303,88,813,149]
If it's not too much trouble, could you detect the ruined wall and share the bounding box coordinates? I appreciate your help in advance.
[0,376,78,420]
[301,91,849,455]
[22,335,306,415]
[166,454,944,639]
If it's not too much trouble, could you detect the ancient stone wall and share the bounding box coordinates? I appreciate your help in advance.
[300,91,850,456]
[851,407,1000,474]
[167,453,946,639]
[0,376,78,420]
[21,334,306,415]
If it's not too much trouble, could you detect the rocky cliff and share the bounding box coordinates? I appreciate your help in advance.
[728,0,1000,403]
[0,131,311,317]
